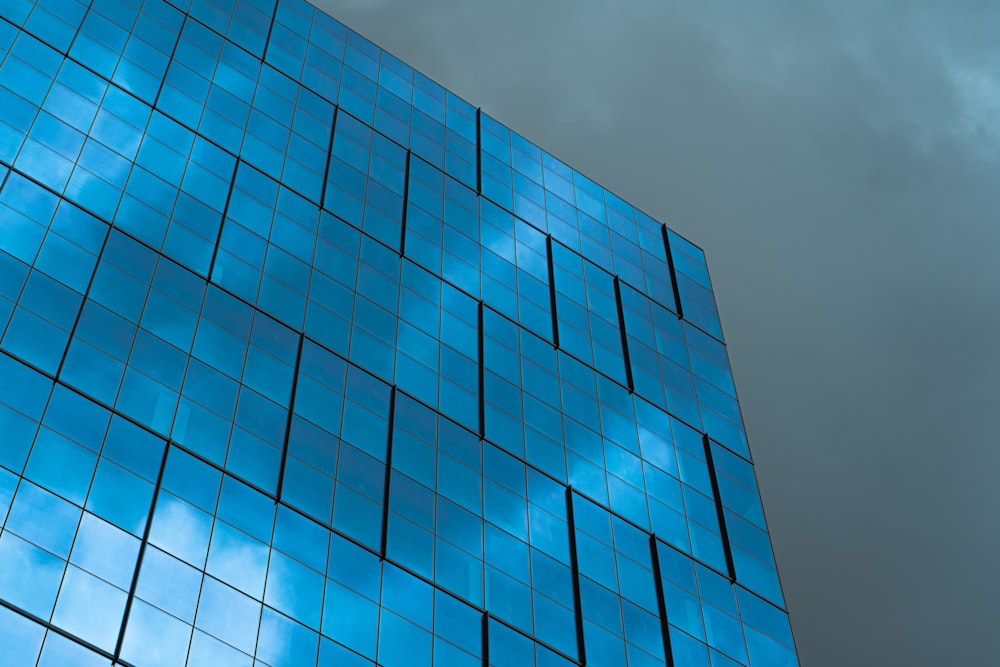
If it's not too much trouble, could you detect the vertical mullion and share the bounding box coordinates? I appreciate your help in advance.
[481,612,491,667]
[153,15,188,109]
[546,236,560,349]
[661,225,684,319]
[275,333,305,503]
[207,159,242,281]
[379,385,398,557]
[0,597,124,665]
[477,301,486,439]
[262,0,280,61]
[703,434,737,581]
[65,1,97,55]
[475,108,483,194]
[649,536,677,667]
[399,149,412,254]
[565,487,587,665]
[613,276,634,393]
[319,106,340,212]
[55,216,113,380]
[112,442,172,662]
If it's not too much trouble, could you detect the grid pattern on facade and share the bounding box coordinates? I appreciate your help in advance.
[0,1,798,666]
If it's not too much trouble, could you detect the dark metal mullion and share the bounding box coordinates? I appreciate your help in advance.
[399,149,412,254]
[564,487,587,665]
[661,225,685,319]
[262,0,280,61]
[113,443,172,662]
[153,14,188,109]
[320,106,340,212]
[274,334,305,503]
[206,158,242,281]
[546,236,560,349]
[703,434,738,582]
[482,609,582,666]
[650,535,678,667]
[64,0,100,63]
[0,598,136,667]
[475,108,483,194]
[481,611,491,667]
[477,300,486,439]
[379,385,398,558]
[55,219,114,380]
[613,276,635,392]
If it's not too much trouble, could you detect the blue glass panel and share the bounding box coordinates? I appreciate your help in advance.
[0,606,45,666]
[135,546,203,624]
[206,519,269,599]
[120,598,195,667]
[272,503,330,573]
[147,491,213,568]
[318,637,375,667]
[377,610,431,667]
[86,458,155,535]
[52,565,128,651]
[5,481,80,558]
[257,607,320,667]
[36,631,109,667]
[194,576,262,656]
[69,512,140,589]
[23,429,97,505]
[0,531,66,618]
[265,550,325,629]
[322,581,379,659]
[216,474,275,543]
[188,628,255,667]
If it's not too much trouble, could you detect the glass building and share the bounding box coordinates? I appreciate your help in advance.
[0,1,799,666]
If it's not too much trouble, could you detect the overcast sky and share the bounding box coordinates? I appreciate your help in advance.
[313,2,1000,664]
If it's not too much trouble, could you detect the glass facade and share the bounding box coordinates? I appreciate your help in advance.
[0,1,798,666]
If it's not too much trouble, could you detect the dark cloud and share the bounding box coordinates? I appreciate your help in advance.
[313,1,1000,664]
